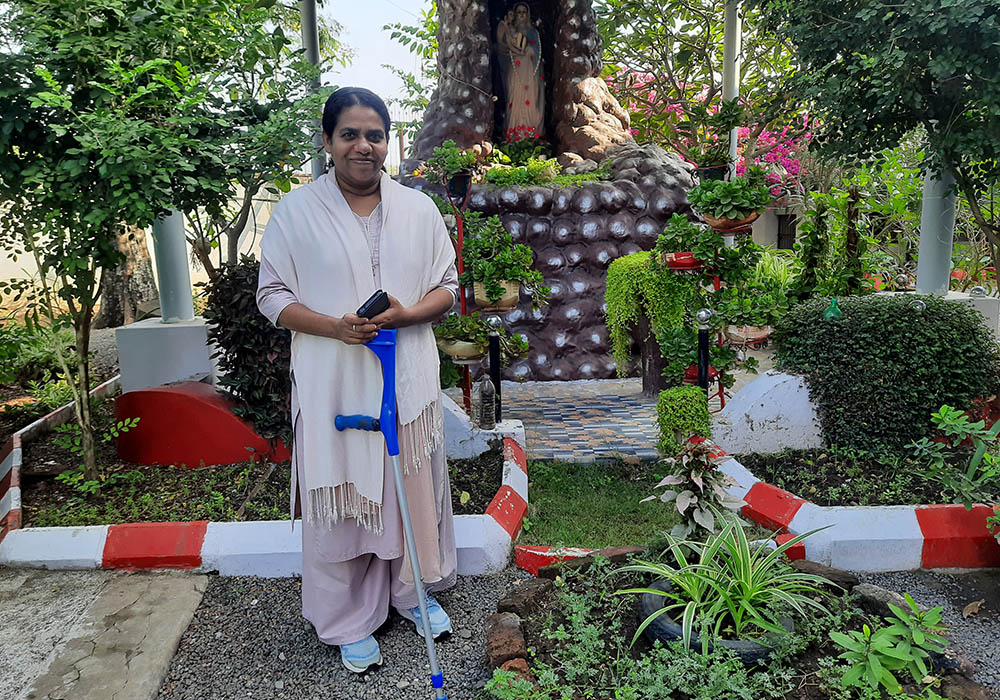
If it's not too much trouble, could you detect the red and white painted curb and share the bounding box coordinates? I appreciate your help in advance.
[515,439,999,574]
[1,376,121,543]
[0,432,528,577]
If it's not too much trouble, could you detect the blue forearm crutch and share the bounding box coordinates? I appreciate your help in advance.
[334,329,447,700]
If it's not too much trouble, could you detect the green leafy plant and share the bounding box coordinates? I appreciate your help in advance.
[484,157,560,186]
[54,417,141,494]
[688,170,773,221]
[200,256,291,444]
[675,99,746,168]
[27,376,75,411]
[643,439,745,538]
[0,321,74,385]
[988,506,1000,545]
[654,214,721,263]
[908,404,1000,508]
[656,325,744,389]
[656,385,711,456]
[498,131,550,165]
[459,213,549,307]
[416,139,480,184]
[618,517,831,653]
[605,252,690,375]
[830,595,946,696]
[433,312,528,363]
[775,294,1000,453]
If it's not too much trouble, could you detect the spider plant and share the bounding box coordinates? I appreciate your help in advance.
[617,516,832,653]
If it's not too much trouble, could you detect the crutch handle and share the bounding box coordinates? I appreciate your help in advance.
[334,415,380,432]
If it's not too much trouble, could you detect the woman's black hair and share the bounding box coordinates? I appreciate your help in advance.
[322,87,391,138]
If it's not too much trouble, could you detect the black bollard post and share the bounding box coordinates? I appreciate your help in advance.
[696,308,712,392]
[487,316,503,422]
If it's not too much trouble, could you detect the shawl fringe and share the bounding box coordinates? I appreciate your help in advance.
[306,398,444,533]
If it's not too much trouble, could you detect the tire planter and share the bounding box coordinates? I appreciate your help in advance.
[639,578,793,666]
[703,211,760,231]
[447,171,472,200]
[473,280,520,311]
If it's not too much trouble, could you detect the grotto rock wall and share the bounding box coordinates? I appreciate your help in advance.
[471,143,694,381]
[401,0,632,172]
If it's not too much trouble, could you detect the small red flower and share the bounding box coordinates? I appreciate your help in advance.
[515,60,521,66]
[525,100,530,105]
[529,39,534,44]
[508,102,513,108]
[540,76,545,82]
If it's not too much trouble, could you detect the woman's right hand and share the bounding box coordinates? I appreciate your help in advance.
[336,313,379,344]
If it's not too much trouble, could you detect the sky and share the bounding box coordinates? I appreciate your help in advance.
[320,0,429,105]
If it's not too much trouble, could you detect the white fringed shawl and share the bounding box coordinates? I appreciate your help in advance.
[260,171,455,532]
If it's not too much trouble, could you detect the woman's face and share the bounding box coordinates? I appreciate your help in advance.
[515,5,528,26]
[323,105,388,188]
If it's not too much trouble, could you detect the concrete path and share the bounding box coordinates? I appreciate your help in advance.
[1,568,206,700]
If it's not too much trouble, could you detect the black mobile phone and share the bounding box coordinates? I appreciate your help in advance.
[356,289,390,318]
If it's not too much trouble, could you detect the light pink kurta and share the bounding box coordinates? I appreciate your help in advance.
[256,195,459,644]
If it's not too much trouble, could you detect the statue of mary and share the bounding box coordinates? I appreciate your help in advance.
[497,2,544,140]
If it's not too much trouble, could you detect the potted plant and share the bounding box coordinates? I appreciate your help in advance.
[676,99,744,181]
[653,214,724,272]
[433,312,529,364]
[416,139,481,200]
[688,166,772,231]
[461,213,549,311]
[617,517,832,664]
[656,325,747,389]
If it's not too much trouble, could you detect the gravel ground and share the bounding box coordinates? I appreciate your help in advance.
[156,570,523,700]
[859,569,1000,693]
[89,327,119,379]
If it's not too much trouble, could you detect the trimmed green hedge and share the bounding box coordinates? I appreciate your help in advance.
[775,295,1000,453]
[656,385,711,456]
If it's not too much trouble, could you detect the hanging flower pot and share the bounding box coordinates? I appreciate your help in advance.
[436,338,486,363]
[447,171,472,200]
[661,251,704,272]
[703,211,760,231]
[473,280,520,310]
[695,164,729,182]
[723,325,773,345]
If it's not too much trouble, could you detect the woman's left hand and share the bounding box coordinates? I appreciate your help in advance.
[370,295,411,329]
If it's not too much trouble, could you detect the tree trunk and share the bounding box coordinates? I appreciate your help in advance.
[634,313,669,397]
[93,225,160,329]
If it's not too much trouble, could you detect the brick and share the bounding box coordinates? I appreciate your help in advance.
[497,578,554,618]
[790,559,859,592]
[499,658,535,685]
[485,612,527,669]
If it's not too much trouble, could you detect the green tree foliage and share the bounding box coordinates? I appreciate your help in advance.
[383,1,438,147]
[596,0,806,162]
[754,0,1000,266]
[0,0,333,477]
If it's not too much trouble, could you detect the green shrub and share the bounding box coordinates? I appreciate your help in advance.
[605,252,689,376]
[0,321,74,384]
[775,294,1000,453]
[200,256,291,444]
[656,385,711,456]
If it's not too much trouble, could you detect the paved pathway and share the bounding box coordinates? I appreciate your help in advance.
[448,348,773,462]
[1,568,206,700]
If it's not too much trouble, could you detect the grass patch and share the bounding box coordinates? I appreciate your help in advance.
[519,458,682,549]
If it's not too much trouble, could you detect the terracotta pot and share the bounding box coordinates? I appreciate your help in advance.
[724,325,773,344]
[703,211,760,231]
[661,251,704,272]
[436,338,486,360]
[473,280,520,310]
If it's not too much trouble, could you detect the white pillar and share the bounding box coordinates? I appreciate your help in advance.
[299,0,325,182]
[722,0,742,178]
[150,210,194,323]
[915,169,957,295]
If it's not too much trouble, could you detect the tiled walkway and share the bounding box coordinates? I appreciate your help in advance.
[446,348,773,463]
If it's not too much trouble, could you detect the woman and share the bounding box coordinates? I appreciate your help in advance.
[256,87,459,674]
[501,2,544,138]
